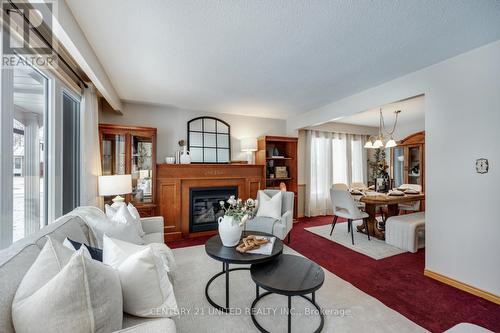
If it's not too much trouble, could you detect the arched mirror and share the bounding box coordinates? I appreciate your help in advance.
[187,117,231,163]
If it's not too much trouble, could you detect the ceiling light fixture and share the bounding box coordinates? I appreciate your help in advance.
[364,109,401,149]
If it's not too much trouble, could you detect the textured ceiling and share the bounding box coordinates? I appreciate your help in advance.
[66,0,500,119]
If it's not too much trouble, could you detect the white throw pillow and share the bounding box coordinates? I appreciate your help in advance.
[103,235,178,317]
[63,237,92,259]
[105,203,146,237]
[256,191,282,220]
[12,237,123,333]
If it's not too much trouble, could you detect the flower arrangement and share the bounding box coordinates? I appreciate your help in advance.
[219,196,257,227]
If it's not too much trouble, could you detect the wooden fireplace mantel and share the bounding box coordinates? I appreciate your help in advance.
[156,163,264,241]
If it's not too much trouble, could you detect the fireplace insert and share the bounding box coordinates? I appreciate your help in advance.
[189,186,238,232]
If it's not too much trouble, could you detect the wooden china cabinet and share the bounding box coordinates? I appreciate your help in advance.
[390,131,425,192]
[99,124,157,217]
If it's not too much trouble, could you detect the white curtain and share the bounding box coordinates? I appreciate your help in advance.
[305,130,367,216]
[80,84,102,207]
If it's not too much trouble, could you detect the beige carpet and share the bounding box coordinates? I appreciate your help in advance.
[170,245,427,332]
[305,221,406,260]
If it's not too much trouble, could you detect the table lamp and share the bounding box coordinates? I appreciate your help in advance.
[241,137,258,164]
[98,174,132,204]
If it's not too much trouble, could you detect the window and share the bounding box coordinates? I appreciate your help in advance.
[62,92,81,214]
[187,117,231,163]
[12,62,49,242]
[350,138,364,183]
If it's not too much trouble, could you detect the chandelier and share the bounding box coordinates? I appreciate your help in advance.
[364,109,401,149]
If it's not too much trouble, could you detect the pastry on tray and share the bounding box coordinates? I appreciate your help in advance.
[236,235,269,253]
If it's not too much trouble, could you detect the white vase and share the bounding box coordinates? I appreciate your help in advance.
[218,215,242,247]
[180,146,191,164]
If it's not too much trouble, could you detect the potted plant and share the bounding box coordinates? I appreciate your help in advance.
[218,196,257,247]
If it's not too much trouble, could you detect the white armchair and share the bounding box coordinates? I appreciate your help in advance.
[244,190,294,243]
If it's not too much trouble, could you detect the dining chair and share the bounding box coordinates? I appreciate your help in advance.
[398,184,422,212]
[332,183,349,190]
[349,183,366,211]
[330,188,370,245]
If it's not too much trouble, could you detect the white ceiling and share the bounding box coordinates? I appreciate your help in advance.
[66,0,500,119]
[335,95,425,128]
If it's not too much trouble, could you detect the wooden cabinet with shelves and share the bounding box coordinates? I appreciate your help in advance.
[256,136,298,218]
[99,124,157,216]
[390,131,425,192]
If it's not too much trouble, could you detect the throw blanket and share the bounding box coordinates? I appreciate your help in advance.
[68,206,176,272]
[70,206,110,247]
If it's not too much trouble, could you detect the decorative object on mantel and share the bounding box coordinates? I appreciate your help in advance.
[241,137,258,164]
[175,140,191,164]
[179,144,191,164]
[365,109,401,149]
[165,156,175,164]
[187,116,231,163]
[217,196,257,247]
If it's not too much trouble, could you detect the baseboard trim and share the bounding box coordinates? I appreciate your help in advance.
[424,269,500,305]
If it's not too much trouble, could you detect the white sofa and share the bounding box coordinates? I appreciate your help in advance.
[0,208,175,333]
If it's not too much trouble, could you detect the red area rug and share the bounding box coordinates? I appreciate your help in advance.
[169,216,500,332]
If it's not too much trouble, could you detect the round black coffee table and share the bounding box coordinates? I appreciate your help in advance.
[205,231,283,312]
[250,254,325,333]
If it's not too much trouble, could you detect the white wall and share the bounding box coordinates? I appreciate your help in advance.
[289,40,500,296]
[99,102,287,162]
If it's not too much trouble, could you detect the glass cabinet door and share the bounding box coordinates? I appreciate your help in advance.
[407,146,421,185]
[393,147,404,188]
[131,134,153,204]
[101,133,126,175]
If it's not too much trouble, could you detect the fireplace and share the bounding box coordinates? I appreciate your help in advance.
[189,186,238,232]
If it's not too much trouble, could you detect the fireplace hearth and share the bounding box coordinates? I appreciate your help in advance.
[189,186,238,232]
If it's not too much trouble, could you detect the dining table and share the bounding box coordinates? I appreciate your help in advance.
[354,192,426,240]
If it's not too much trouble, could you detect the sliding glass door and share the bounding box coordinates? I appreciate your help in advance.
[1,56,82,249]
[11,62,49,242]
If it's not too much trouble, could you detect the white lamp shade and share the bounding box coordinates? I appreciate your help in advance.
[385,139,397,148]
[364,141,373,148]
[98,175,132,196]
[373,139,384,148]
[241,137,258,152]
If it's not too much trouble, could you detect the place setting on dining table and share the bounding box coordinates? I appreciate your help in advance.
[348,185,425,240]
